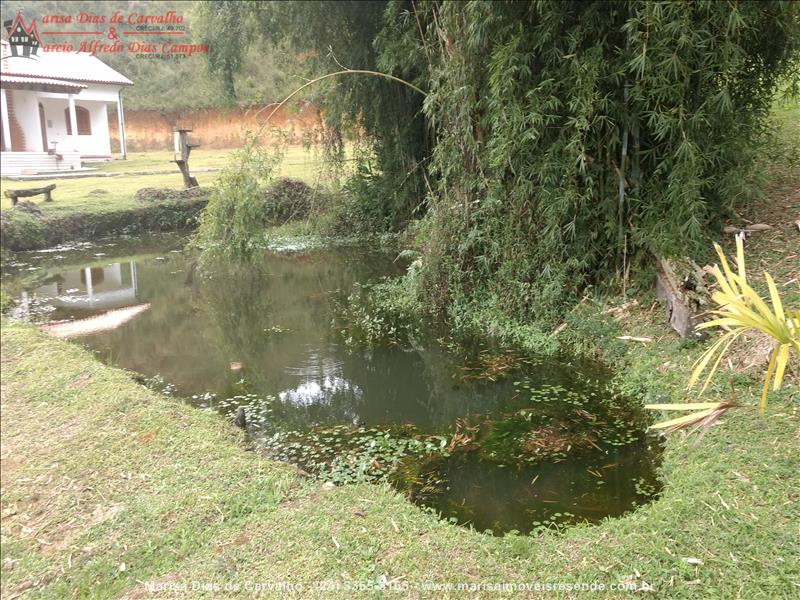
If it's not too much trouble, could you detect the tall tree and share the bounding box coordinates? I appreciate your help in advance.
[194,0,258,101]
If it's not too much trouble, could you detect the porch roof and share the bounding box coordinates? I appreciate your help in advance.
[1,39,133,87]
[0,74,87,93]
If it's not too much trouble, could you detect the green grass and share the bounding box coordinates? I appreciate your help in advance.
[92,149,236,173]
[1,319,798,599]
[0,146,333,214]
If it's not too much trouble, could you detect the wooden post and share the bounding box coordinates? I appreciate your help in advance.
[172,128,199,189]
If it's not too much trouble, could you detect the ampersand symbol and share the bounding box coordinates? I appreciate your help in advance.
[107,26,118,41]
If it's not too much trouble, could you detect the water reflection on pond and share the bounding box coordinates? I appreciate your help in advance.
[6,234,662,535]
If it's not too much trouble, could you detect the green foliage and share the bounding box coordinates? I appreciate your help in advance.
[257,1,432,230]
[334,273,424,348]
[558,302,626,361]
[414,0,800,327]
[0,211,46,250]
[193,0,262,101]
[266,1,798,345]
[194,134,285,259]
[317,159,399,237]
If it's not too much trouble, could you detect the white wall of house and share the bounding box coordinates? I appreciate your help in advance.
[87,102,111,156]
[9,89,42,151]
[37,98,111,156]
[75,84,123,103]
[38,96,68,150]
[10,83,123,156]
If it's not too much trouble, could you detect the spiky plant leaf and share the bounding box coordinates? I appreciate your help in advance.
[644,403,722,411]
[651,235,797,431]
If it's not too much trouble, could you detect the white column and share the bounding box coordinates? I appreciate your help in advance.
[84,267,94,306]
[116,90,127,159]
[0,89,11,151]
[68,94,78,141]
[130,261,137,295]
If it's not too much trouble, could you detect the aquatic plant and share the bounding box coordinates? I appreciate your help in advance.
[254,424,449,486]
[334,277,424,349]
[484,380,646,463]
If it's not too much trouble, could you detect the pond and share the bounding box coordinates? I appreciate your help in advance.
[4,233,662,535]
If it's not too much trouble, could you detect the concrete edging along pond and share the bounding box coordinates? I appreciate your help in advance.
[0,192,209,252]
[1,320,797,598]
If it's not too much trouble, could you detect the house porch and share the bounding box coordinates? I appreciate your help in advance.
[1,83,127,176]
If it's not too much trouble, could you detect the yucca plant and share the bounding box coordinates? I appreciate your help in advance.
[648,234,799,432]
[646,401,740,435]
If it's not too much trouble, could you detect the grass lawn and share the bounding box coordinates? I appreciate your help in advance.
[0,146,332,214]
[1,316,798,598]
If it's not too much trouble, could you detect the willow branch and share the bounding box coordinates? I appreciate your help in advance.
[251,69,427,134]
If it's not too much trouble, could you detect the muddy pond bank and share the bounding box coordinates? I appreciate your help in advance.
[0,190,208,251]
[4,233,663,535]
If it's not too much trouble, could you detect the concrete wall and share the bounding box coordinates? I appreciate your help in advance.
[108,102,319,151]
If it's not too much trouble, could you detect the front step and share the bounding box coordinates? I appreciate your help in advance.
[0,151,82,176]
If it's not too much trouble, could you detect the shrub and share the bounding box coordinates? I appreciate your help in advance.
[195,134,284,259]
[261,177,316,224]
[0,211,46,250]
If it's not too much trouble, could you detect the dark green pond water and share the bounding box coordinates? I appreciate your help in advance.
[5,233,662,535]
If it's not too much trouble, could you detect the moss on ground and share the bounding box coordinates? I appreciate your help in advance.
[1,320,797,599]
[0,196,209,251]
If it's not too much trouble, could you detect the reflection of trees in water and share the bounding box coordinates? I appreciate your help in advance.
[411,344,515,428]
[198,248,402,426]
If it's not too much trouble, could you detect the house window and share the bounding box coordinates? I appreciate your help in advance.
[65,106,91,135]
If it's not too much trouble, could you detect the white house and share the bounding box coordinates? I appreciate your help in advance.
[1,38,132,176]
[20,261,140,312]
